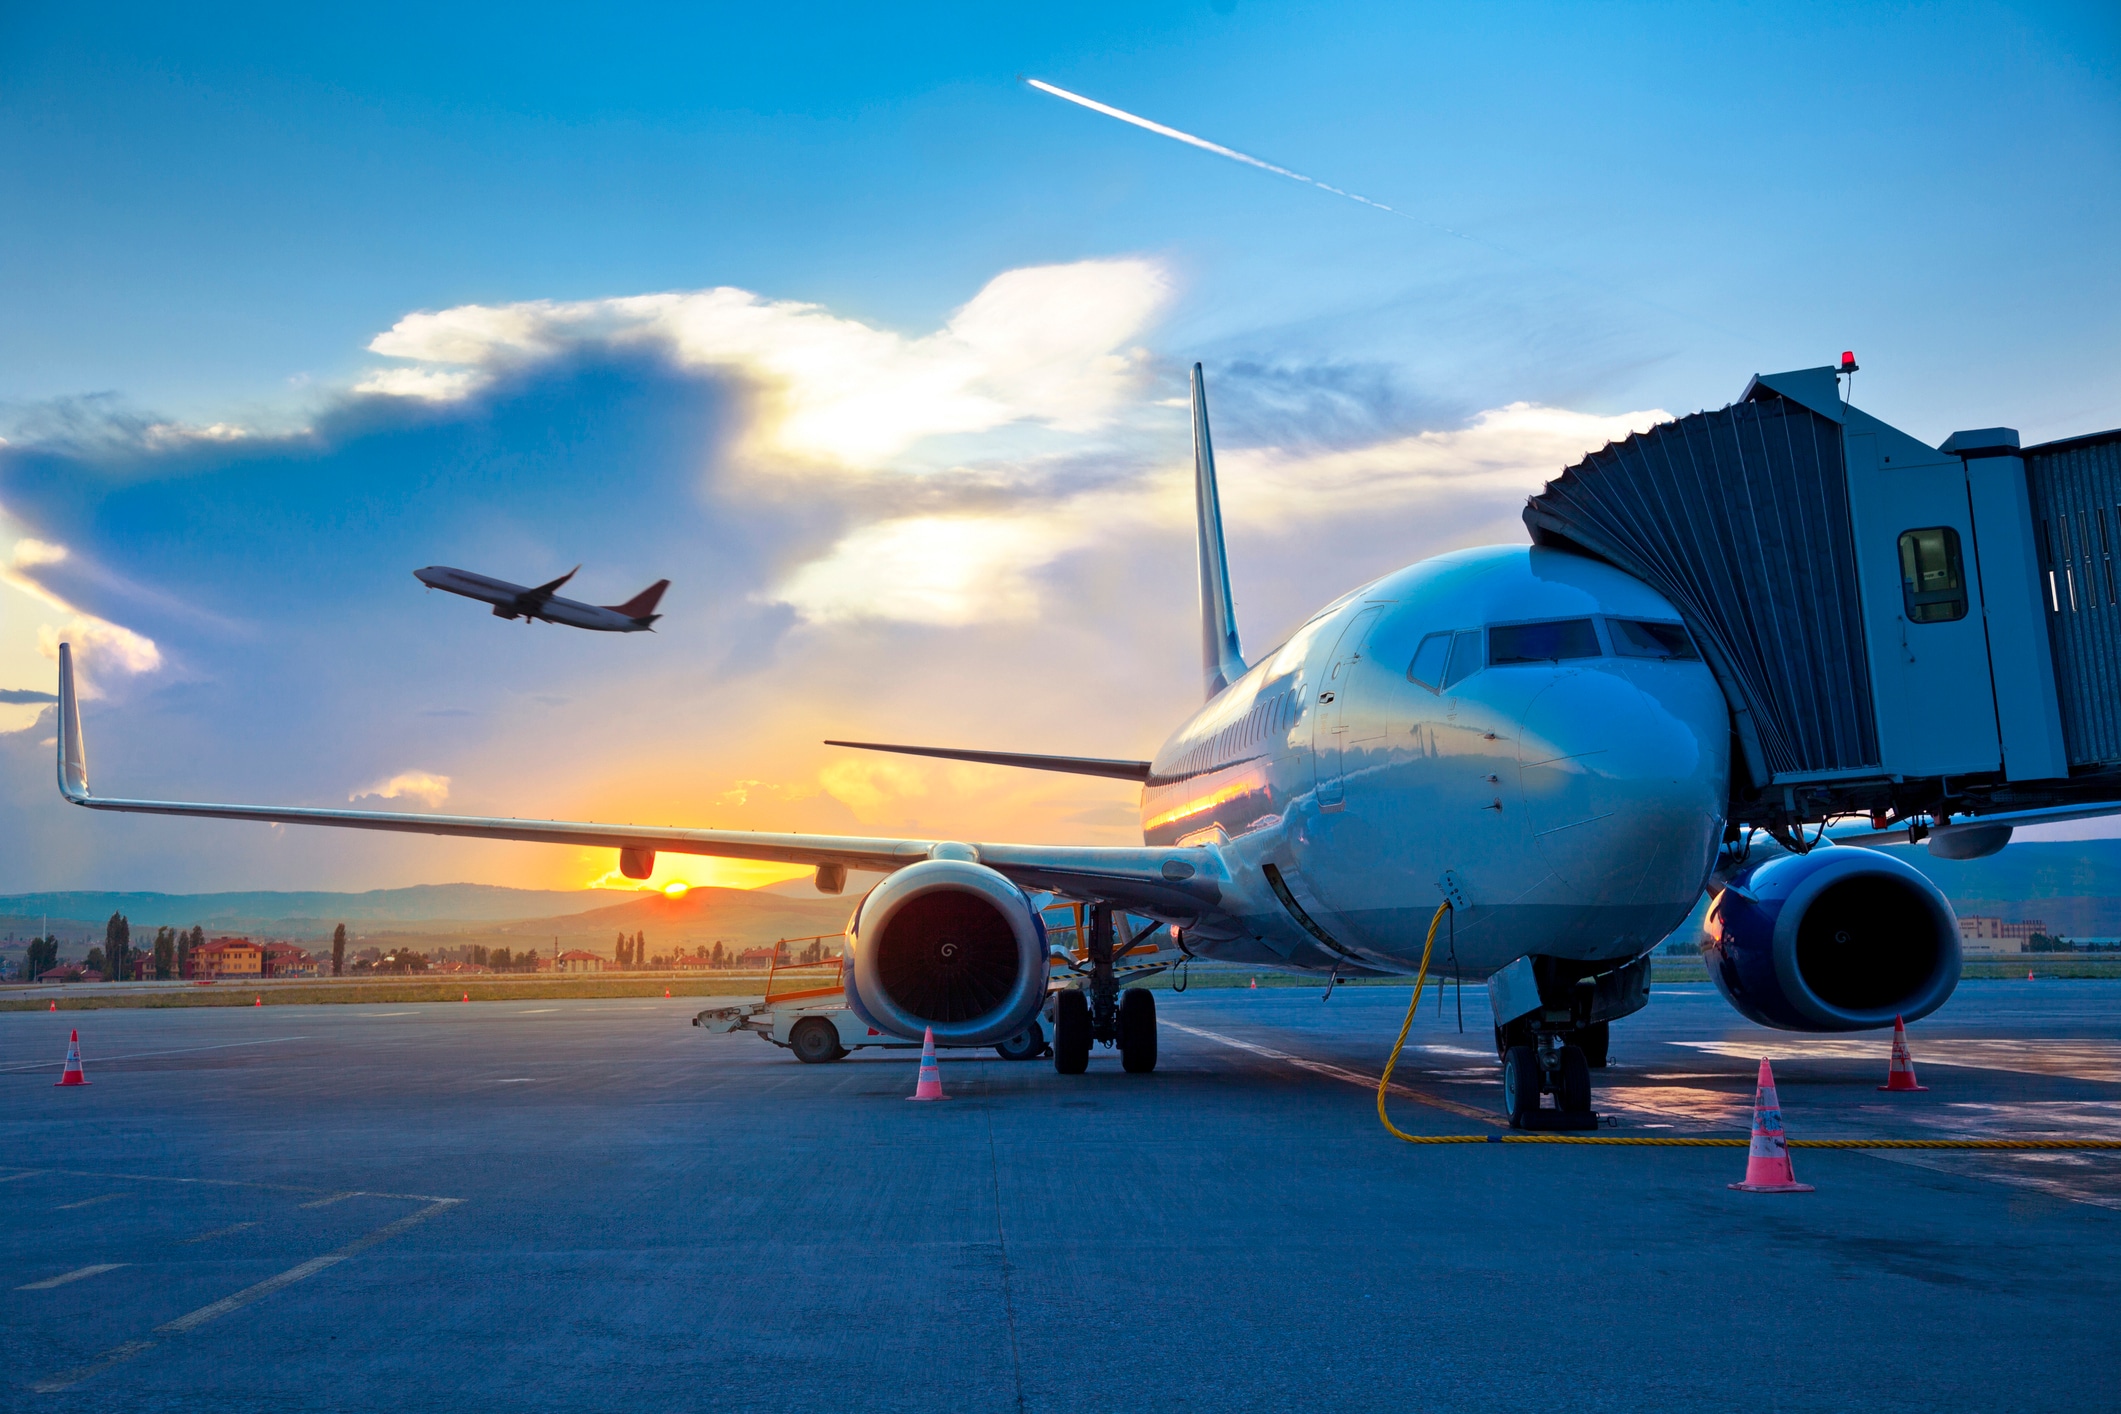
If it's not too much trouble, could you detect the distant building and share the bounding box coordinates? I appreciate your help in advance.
[261,943,319,978]
[1958,916,2045,956]
[190,938,263,978]
[555,950,605,974]
[734,947,778,968]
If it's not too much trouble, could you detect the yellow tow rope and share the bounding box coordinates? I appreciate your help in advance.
[1376,901,2121,1150]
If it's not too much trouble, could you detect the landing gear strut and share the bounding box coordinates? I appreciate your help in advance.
[1490,953,1650,1129]
[1052,902,1158,1074]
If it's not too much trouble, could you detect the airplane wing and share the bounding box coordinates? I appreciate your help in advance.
[517,566,579,611]
[824,740,1153,781]
[51,645,1220,920]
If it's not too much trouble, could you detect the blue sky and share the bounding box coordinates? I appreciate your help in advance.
[2,1,2116,893]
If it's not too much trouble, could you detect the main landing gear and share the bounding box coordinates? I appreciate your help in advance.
[1052,901,1158,1075]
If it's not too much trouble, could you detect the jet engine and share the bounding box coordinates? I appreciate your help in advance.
[841,858,1050,1047]
[1702,846,1960,1031]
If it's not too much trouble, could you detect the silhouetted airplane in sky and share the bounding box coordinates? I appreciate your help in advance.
[414,565,668,632]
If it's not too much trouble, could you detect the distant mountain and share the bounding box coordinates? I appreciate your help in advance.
[1887,839,2121,937]
[353,886,852,958]
[0,883,642,941]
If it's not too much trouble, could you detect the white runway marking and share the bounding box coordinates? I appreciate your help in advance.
[55,1192,126,1210]
[16,1263,126,1291]
[0,1170,45,1183]
[518,1008,559,1014]
[181,1222,256,1243]
[0,1037,309,1073]
[1165,1022,1502,1124]
[360,1011,416,1017]
[32,1197,463,1393]
[297,1191,357,1209]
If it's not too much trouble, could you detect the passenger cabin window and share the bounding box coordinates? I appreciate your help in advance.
[1407,631,1452,691]
[1442,629,1483,689]
[1608,618,1700,661]
[1487,618,1602,665]
[1898,527,1968,623]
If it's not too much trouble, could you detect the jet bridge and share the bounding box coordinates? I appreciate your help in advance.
[1524,364,2121,848]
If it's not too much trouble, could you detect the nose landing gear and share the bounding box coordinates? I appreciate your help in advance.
[1491,953,1650,1129]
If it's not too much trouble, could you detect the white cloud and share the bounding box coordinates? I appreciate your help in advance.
[351,770,452,807]
[768,402,1668,627]
[358,259,1174,468]
[0,523,164,707]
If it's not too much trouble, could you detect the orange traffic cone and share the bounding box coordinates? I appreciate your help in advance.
[55,1029,88,1086]
[461,992,469,1002]
[48,1000,57,1011]
[254,996,262,1007]
[907,1026,947,1101]
[1729,1058,1812,1192]
[664,988,671,998]
[1249,977,1258,989]
[1878,1016,1928,1092]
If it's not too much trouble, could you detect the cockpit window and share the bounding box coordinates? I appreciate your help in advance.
[1407,631,1453,691]
[1442,628,1483,689]
[1488,618,1602,665]
[1607,617,1700,660]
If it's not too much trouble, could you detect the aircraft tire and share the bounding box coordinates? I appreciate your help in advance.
[1502,1045,1541,1126]
[1557,1044,1593,1113]
[1118,988,1157,1074]
[790,1016,844,1064]
[1053,991,1092,1074]
[994,1023,1047,1061]
[1569,1021,1610,1069]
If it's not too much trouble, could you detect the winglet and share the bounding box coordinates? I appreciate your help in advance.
[1192,364,1246,700]
[56,642,89,802]
[606,579,669,622]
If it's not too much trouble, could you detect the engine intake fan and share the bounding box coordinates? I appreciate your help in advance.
[1703,845,1960,1031]
[842,858,1049,1046]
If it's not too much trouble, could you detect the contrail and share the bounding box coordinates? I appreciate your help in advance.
[1024,77,1406,219]
[1023,76,1743,342]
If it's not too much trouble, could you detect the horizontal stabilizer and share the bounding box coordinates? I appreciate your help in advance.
[606,579,669,619]
[824,740,1152,781]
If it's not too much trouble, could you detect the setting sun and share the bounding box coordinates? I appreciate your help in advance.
[661,881,690,898]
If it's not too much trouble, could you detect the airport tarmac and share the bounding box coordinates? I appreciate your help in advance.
[3,981,2117,1412]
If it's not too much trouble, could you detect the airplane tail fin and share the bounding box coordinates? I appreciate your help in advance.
[1192,364,1246,700]
[57,643,89,802]
[607,579,670,622]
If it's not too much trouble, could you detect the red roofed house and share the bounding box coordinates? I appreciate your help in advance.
[556,950,605,975]
[261,943,319,978]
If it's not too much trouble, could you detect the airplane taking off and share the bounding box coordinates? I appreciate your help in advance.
[53,365,2121,1126]
[414,565,669,632]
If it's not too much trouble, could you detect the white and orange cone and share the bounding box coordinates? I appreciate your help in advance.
[55,1028,88,1087]
[907,1026,947,1101]
[1878,1015,1928,1092]
[1249,977,1258,989]
[48,1000,56,1012]
[1729,1058,1812,1193]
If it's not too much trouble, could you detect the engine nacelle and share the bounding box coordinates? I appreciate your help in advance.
[1703,846,1960,1031]
[841,859,1049,1046]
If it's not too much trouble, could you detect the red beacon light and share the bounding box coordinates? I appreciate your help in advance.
[1839,350,1859,373]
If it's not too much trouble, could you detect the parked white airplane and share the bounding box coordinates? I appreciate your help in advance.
[53,367,2117,1125]
[414,564,668,632]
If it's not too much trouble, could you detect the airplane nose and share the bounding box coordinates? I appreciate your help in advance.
[1515,665,1727,909]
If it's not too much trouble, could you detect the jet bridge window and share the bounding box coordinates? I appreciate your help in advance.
[1487,618,1602,665]
[1898,527,1968,623]
[1407,631,1453,692]
[1607,618,1700,661]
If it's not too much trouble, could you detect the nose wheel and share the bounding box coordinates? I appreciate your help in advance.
[1497,1027,1598,1129]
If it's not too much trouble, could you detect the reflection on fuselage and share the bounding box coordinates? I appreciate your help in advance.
[1141,545,1731,981]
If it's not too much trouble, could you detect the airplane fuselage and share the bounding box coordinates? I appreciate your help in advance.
[414,566,659,633]
[1143,545,1731,981]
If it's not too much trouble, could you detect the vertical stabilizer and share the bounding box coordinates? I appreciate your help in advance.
[1192,364,1247,699]
[57,642,89,802]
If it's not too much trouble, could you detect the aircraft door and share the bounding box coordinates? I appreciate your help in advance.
[1313,605,1386,810]
[1845,434,2002,777]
